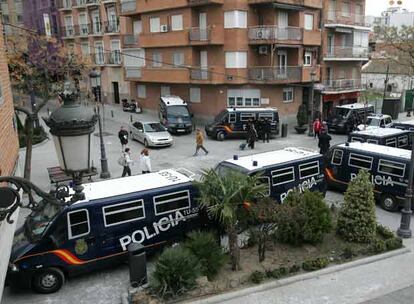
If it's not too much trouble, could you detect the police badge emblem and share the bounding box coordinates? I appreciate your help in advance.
[75,239,88,255]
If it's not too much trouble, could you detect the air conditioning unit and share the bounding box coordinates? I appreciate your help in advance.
[160,25,169,32]
[258,45,268,55]
[256,29,265,39]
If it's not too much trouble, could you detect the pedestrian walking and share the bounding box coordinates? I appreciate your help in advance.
[262,118,271,143]
[194,129,209,156]
[140,148,152,174]
[120,148,132,177]
[318,129,332,155]
[313,118,322,138]
[118,126,129,150]
[247,120,258,149]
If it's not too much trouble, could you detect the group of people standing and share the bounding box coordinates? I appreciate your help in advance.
[246,118,272,149]
[313,118,332,155]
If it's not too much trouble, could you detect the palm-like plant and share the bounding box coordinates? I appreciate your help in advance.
[195,169,268,271]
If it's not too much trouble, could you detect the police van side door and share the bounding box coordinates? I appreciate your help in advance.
[326,148,347,188]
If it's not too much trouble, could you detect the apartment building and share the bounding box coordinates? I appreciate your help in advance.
[0,0,24,36]
[58,0,128,103]
[320,0,370,118]
[121,0,323,121]
[23,0,61,38]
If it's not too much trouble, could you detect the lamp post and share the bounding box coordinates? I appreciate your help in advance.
[89,68,111,179]
[308,71,317,137]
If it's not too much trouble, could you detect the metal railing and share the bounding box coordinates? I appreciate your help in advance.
[78,24,90,36]
[75,0,86,6]
[107,51,122,65]
[91,52,105,65]
[61,25,75,38]
[103,20,120,33]
[326,10,367,26]
[189,28,210,41]
[248,25,302,41]
[248,66,302,81]
[90,22,103,35]
[325,46,369,59]
[58,0,73,9]
[86,0,99,5]
[125,67,142,78]
[121,0,136,13]
[190,68,210,80]
[123,34,140,46]
[323,78,363,91]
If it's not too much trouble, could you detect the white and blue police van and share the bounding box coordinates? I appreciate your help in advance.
[348,128,411,149]
[392,120,414,131]
[215,148,326,203]
[325,142,412,212]
[7,169,203,294]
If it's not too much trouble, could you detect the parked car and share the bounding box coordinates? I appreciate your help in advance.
[130,121,173,147]
[356,114,393,131]
[159,96,193,134]
[326,103,374,134]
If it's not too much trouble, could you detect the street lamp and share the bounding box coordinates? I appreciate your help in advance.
[89,68,111,179]
[308,70,317,137]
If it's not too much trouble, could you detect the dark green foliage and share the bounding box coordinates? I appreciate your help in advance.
[18,126,47,148]
[369,239,387,254]
[376,225,395,240]
[385,237,403,251]
[151,246,201,299]
[275,190,332,245]
[250,271,265,284]
[337,170,377,243]
[302,257,330,271]
[289,264,301,273]
[184,231,226,280]
[296,104,308,127]
[341,246,357,260]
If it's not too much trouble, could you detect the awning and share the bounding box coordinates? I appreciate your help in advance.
[272,3,304,11]
[323,92,360,102]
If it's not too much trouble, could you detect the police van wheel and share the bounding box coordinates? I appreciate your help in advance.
[33,267,65,294]
[216,131,225,141]
[380,194,398,212]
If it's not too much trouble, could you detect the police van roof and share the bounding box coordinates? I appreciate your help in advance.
[73,169,192,203]
[226,107,278,112]
[223,148,320,171]
[394,120,414,126]
[339,142,411,159]
[351,128,406,137]
[336,103,372,109]
[160,95,187,106]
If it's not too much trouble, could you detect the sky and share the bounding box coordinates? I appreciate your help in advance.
[365,0,414,16]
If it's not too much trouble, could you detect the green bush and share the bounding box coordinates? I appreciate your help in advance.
[337,170,377,243]
[369,239,387,254]
[275,190,332,245]
[289,264,301,274]
[341,246,357,260]
[184,231,226,280]
[385,237,403,251]
[376,225,395,240]
[302,257,329,271]
[250,271,265,284]
[151,246,201,298]
[296,104,308,127]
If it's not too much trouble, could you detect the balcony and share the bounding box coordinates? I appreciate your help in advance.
[190,66,226,83]
[61,26,76,38]
[121,0,137,15]
[77,24,90,36]
[57,0,73,10]
[135,68,190,83]
[323,79,364,93]
[86,0,99,7]
[324,46,369,61]
[103,20,120,34]
[189,27,224,45]
[125,67,142,79]
[134,0,188,14]
[122,34,140,48]
[140,31,189,48]
[249,26,302,45]
[325,10,369,28]
[302,65,320,82]
[303,29,321,45]
[91,52,122,65]
[248,0,322,9]
[248,66,302,83]
[188,0,224,6]
[90,22,104,36]
[73,0,87,8]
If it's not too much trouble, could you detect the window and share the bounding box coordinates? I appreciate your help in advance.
[331,149,343,165]
[224,10,247,28]
[386,138,397,147]
[103,200,145,227]
[80,43,89,57]
[228,97,235,107]
[351,137,363,142]
[258,113,273,120]
[229,113,236,123]
[299,161,320,179]
[304,51,312,66]
[378,159,406,178]
[304,14,314,30]
[190,87,201,103]
[137,85,146,98]
[225,52,247,68]
[152,52,162,67]
[240,113,255,121]
[17,14,23,23]
[398,135,408,147]
[367,139,378,144]
[154,190,191,216]
[348,153,372,170]
[2,15,9,23]
[252,98,260,106]
[257,176,271,197]
[150,17,160,33]
[67,209,90,239]
[236,97,243,106]
[171,14,183,31]
[342,1,350,17]
[172,52,184,67]
[245,98,252,106]
[272,167,295,186]
[283,88,294,103]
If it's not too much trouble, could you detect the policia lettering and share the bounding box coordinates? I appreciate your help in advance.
[350,173,394,186]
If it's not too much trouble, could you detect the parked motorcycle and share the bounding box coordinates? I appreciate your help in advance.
[122,99,142,114]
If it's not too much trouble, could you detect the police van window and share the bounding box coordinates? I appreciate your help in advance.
[245,98,252,106]
[103,200,145,227]
[67,209,90,239]
[240,113,255,122]
[331,149,343,165]
[386,138,397,147]
[271,167,295,186]
[258,113,273,120]
[348,153,373,170]
[257,176,270,197]
[398,135,408,147]
[229,113,236,123]
[367,139,378,144]
[378,159,406,178]
[299,161,320,179]
[351,137,363,143]
[154,190,190,216]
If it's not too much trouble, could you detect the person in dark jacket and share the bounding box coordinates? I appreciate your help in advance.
[118,126,129,150]
[318,129,332,155]
[246,120,258,149]
[262,118,271,143]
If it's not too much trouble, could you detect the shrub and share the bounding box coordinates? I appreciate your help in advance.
[302,257,330,271]
[275,190,332,245]
[385,237,403,251]
[369,238,387,254]
[376,225,395,240]
[184,231,226,280]
[151,246,200,298]
[341,246,357,260]
[289,264,301,274]
[337,170,376,243]
[250,271,265,284]
[296,104,308,127]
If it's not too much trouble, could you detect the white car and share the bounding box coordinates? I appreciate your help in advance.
[130,121,174,148]
[357,114,393,131]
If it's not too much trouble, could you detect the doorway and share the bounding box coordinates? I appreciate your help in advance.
[112,82,120,104]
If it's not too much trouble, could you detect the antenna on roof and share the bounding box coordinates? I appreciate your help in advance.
[233,155,238,160]
[252,160,258,167]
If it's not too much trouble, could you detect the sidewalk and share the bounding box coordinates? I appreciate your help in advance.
[187,239,414,304]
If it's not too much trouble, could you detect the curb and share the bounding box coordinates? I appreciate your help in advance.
[18,137,50,152]
[184,247,410,304]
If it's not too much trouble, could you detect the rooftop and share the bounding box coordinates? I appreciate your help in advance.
[337,103,373,110]
[338,142,411,159]
[227,107,278,113]
[160,95,187,106]
[222,147,320,171]
[350,128,407,137]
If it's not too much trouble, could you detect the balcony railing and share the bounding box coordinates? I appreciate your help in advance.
[326,10,367,27]
[190,68,210,80]
[121,0,136,13]
[188,0,224,5]
[323,79,363,91]
[78,24,90,36]
[248,26,302,42]
[125,67,142,78]
[74,0,86,7]
[91,52,122,65]
[86,0,99,5]
[58,0,73,9]
[325,46,369,59]
[61,25,75,38]
[90,22,103,35]
[248,66,302,82]
[189,28,210,41]
[104,20,120,33]
[123,34,140,46]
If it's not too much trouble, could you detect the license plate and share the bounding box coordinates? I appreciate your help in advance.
[177,129,185,132]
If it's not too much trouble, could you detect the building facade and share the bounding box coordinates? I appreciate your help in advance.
[23,0,61,38]
[0,0,24,36]
[0,11,20,297]
[57,0,128,103]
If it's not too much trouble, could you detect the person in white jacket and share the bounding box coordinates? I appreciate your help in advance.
[140,148,152,174]
[121,148,133,177]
